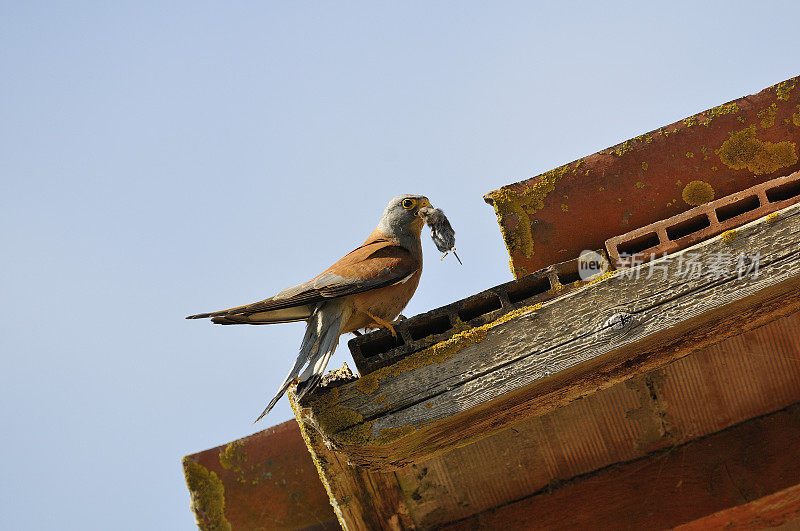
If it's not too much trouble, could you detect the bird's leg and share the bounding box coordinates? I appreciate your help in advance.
[352,330,362,337]
[365,311,397,338]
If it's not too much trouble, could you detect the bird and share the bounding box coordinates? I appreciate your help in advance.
[187,194,431,422]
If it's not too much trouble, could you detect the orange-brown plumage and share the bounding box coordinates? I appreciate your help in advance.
[186,194,431,420]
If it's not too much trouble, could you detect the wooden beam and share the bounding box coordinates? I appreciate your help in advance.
[290,396,414,531]
[299,203,800,469]
[391,311,800,527]
[672,483,800,530]
[442,403,800,531]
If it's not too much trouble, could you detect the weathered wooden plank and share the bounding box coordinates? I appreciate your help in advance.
[299,203,800,468]
[442,403,800,531]
[672,483,800,530]
[290,396,414,531]
[393,312,800,527]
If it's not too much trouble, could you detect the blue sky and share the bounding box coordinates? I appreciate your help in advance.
[2,2,799,528]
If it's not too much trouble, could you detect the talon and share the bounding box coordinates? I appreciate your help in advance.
[364,311,398,338]
[352,330,362,337]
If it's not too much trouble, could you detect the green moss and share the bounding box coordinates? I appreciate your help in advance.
[682,181,715,206]
[183,458,231,531]
[716,125,798,175]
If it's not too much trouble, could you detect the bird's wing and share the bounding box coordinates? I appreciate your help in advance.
[186,238,419,324]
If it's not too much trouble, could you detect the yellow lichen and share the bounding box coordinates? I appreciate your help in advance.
[345,304,542,414]
[288,395,349,528]
[375,424,417,444]
[635,181,645,189]
[716,125,798,175]
[373,393,388,404]
[334,305,544,445]
[218,440,246,471]
[699,102,740,126]
[560,203,569,212]
[682,181,715,206]
[765,212,779,223]
[759,103,778,129]
[793,106,800,127]
[183,459,231,531]
[488,161,579,270]
[491,192,534,261]
[305,387,370,440]
[683,116,697,127]
[641,161,648,171]
[587,269,618,285]
[720,229,738,243]
[775,80,796,101]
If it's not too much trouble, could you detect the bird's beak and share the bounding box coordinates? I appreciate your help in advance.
[415,199,431,216]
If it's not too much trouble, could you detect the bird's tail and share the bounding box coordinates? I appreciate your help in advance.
[294,315,342,401]
[254,306,343,422]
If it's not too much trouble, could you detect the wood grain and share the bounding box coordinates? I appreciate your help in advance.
[442,403,800,531]
[302,204,800,468]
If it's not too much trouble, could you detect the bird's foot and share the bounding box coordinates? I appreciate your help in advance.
[365,312,398,338]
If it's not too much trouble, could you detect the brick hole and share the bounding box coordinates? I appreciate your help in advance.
[458,294,502,323]
[617,232,660,256]
[665,215,710,241]
[359,333,404,358]
[715,196,760,222]
[766,179,800,203]
[557,262,582,285]
[408,314,452,341]
[507,275,550,304]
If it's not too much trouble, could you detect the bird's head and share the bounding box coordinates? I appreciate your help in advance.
[377,194,431,239]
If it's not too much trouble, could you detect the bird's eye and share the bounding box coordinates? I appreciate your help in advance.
[402,199,415,210]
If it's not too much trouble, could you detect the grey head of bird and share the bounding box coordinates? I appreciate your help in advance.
[375,194,430,246]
